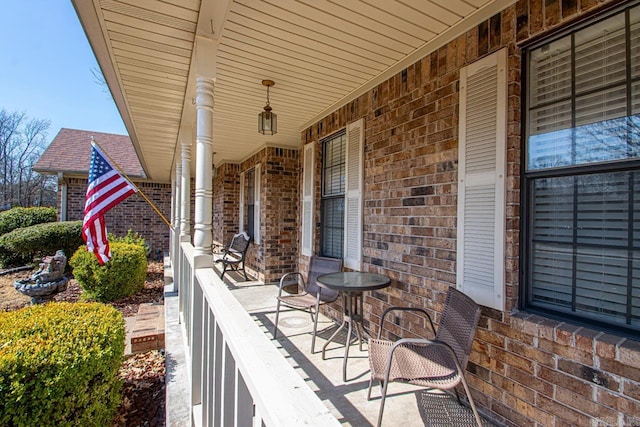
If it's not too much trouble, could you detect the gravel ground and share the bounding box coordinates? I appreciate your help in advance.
[0,261,167,427]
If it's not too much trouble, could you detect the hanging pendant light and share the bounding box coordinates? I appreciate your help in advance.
[258,80,277,135]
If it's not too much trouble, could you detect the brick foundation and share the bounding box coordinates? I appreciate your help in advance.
[130,303,165,354]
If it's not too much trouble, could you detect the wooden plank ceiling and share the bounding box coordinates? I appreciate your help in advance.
[74,0,513,182]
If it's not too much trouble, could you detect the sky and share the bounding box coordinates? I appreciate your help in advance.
[0,1,127,141]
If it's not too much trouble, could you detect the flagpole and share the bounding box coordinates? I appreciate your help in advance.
[91,137,173,230]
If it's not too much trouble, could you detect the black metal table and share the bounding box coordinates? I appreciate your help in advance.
[316,271,391,382]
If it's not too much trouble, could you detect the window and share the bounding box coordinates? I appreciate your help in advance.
[246,168,256,240]
[321,132,346,258]
[240,165,260,244]
[303,120,362,267]
[524,4,640,336]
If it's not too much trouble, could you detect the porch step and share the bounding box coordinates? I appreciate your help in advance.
[130,303,165,354]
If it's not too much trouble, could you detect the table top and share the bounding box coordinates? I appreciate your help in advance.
[316,272,391,292]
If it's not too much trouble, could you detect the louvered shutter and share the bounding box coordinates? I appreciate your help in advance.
[253,164,261,245]
[344,119,364,270]
[239,171,245,234]
[301,142,315,256]
[457,48,507,310]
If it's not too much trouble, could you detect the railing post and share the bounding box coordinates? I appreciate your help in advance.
[190,272,204,423]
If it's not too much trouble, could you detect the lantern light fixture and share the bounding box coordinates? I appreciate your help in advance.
[258,80,277,135]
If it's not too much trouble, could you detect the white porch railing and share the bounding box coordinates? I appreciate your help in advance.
[175,241,340,427]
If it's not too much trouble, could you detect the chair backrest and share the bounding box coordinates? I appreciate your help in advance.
[306,256,343,301]
[435,287,481,371]
[227,232,251,257]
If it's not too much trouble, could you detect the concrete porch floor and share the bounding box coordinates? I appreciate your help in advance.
[165,264,498,427]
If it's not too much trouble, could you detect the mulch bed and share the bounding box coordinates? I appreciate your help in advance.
[1,261,167,427]
[114,349,166,427]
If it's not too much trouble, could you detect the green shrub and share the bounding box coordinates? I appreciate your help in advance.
[0,302,125,426]
[0,220,84,268]
[0,206,57,236]
[109,229,150,256]
[70,242,147,302]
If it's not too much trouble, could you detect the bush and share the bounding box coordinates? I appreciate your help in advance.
[0,220,84,268]
[109,229,150,256]
[0,206,57,236]
[0,302,125,426]
[70,242,147,302]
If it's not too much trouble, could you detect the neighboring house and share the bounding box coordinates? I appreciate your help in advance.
[33,128,172,256]
[73,0,640,425]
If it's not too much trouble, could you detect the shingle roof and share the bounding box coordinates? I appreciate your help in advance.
[33,128,146,178]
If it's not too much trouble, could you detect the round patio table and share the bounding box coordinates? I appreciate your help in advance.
[316,271,391,382]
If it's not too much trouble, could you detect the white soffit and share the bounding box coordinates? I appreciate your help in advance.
[75,0,514,181]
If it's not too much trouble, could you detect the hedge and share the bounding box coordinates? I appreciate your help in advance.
[0,207,57,236]
[70,242,147,302]
[0,221,84,268]
[0,302,125,426]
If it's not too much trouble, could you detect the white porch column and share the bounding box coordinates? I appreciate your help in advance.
[193,76,214,264]
[174,159,182,232]
[170,157,181,273]
[180,127,192,241]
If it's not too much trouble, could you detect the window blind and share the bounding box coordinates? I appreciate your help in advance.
[530,172,639,326]
[528,11,640,171]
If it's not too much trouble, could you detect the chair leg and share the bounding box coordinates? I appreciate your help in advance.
[311,298,321,353]
[273,299,282,339]
[376,379,390,427]
[220,263,227,279]
[241,262,248,281]
[459,374,483,427]
[366,377,377,400]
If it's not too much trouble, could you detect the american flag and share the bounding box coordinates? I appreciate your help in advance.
[82,141,137,264]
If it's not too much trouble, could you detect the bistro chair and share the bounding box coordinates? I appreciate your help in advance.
[272,256,343,353]
[367,286,482,427]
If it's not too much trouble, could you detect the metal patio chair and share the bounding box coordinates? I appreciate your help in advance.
[214,231,251,280]
[272,256,343,353]
[367,286,483,427]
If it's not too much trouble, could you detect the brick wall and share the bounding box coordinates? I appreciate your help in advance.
[65,177,172,257]
[300,1,640,425]
[213,163,240,247]
[261,147,299,283]
[214,147,299,284]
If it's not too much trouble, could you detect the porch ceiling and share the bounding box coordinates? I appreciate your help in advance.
[73,0,514,183]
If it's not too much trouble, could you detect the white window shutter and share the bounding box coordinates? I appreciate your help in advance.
[239,171,245,234]
[457,48,507,311]
[344,119,364,271]
[301,142,315,256]
[253,164,261,245]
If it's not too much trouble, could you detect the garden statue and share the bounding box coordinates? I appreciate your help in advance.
[14,250,69,304]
